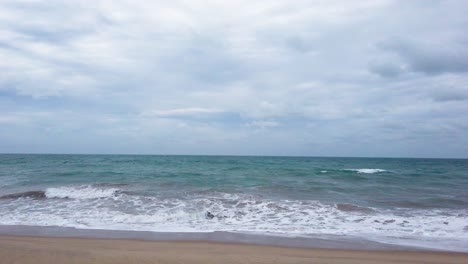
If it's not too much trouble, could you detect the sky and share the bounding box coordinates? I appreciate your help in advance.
[0,0,467,158]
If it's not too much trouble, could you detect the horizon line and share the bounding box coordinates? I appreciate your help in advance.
[0,152,466,160]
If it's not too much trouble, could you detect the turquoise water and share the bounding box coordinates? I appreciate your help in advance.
[0,154,467,250]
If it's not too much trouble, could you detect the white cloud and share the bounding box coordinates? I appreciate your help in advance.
[143,107,223,118]
[247,120,280,129]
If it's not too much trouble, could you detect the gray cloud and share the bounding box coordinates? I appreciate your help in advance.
[285,36,317,53]
[369,62,404,78]
[378,39,468,75]
[431,89,468,102]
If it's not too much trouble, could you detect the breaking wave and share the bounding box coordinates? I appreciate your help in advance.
[0,186,467,252]
[344,169,387,174]
[1,186,120,200]
[335,203,375,213]
[0,191,46,200]
[45,185,120,199]
[0,189,467,251]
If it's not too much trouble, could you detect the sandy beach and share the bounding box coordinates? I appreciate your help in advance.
[1,235,466,264]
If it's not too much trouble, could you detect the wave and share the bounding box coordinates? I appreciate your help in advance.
[385,197,468,209]
[0,185,120,200]
[335,203,375,213]
[0,190,46,200]
[0,189,467,251]
[344,169,387,174]
[45,185,119,199]
[1,191,466,237]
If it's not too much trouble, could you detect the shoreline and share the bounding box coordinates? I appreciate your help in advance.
[0,224,460,252]
[1,235,467,264]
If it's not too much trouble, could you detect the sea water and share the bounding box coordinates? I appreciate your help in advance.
[0,154,466,251]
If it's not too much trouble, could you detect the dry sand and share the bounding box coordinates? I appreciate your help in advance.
[0,235,466,264]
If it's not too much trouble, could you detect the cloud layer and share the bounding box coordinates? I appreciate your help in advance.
[0,0,467,157]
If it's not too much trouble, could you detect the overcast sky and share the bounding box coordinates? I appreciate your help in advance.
[0,0,467,158]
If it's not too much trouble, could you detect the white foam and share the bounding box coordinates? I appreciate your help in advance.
[0,191,466,252]
[45,186,119,199]
[346,169,387,174]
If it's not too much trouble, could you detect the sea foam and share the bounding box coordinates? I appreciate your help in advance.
[45,186,119,199]
[345,169,387,174]
[0,190,467,251]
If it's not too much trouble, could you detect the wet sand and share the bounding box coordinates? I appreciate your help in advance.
[1,235,467,264]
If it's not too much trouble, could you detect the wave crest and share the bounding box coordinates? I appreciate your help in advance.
[335,203,375,213]
[45,186,119,199]
[0,191,46,200]
[345,169,387,174]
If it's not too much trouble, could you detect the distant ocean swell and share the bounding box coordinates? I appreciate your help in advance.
[0,184,466,251]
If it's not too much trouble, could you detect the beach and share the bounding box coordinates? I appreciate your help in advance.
[2,0,467,262]
[1,155,467,252]
[1,235,467,264]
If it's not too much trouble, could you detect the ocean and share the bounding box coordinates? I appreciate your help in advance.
[0,154,466,251]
